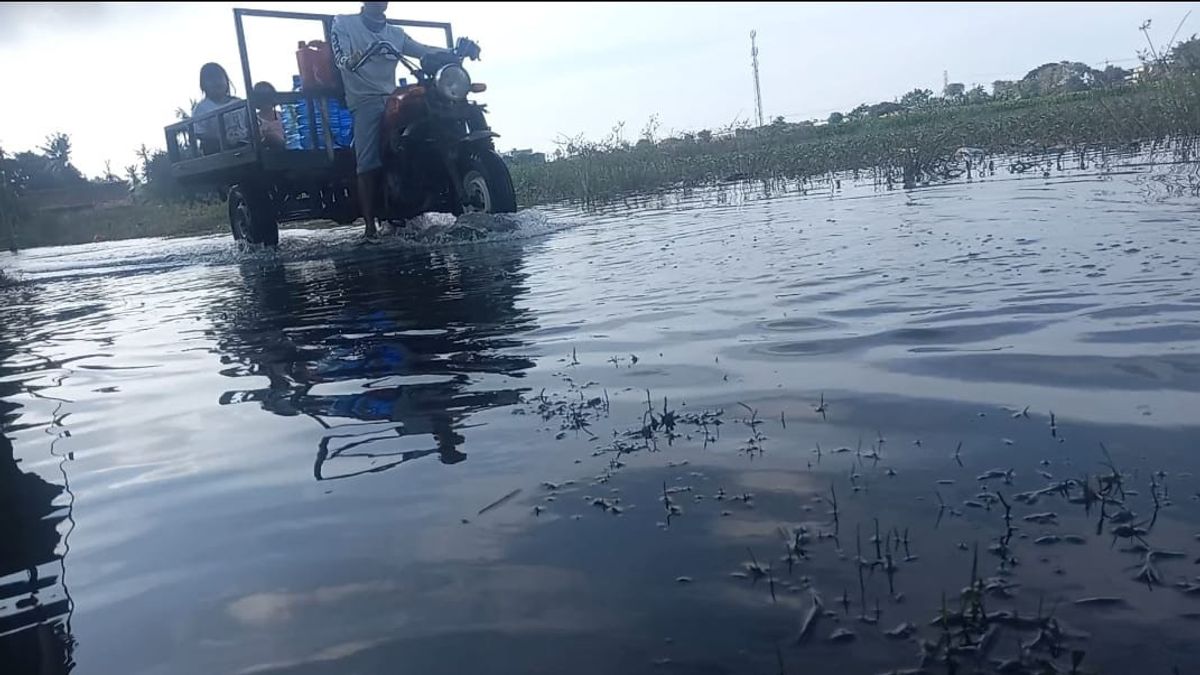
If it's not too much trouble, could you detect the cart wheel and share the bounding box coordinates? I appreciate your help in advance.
[455,150,517,215]
[228,185,279,247]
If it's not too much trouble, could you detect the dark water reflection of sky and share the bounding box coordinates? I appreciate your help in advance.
[3,153,1200,674]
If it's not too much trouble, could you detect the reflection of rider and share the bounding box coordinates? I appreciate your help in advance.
[213,244,535,481]
[331,2,450,239]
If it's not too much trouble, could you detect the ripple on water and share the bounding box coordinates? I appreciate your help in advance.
[4,148,1200,675]
[747,319,1044,357]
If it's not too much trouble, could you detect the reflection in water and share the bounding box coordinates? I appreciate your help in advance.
[0,333,76,673]
[210,244,538,480]
[3,152,1200,674]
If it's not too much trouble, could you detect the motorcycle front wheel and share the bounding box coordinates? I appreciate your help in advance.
[456,150,517,215]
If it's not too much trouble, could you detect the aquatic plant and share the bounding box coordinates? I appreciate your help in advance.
[511,77,1200,207]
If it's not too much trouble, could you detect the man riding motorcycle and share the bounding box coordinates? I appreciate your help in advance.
[331,1,476,238]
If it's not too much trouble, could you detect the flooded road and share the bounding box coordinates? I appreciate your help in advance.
[3,153,1200,674]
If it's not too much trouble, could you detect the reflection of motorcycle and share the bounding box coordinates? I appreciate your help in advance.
[350,37,517,219]
[212,244,536,480]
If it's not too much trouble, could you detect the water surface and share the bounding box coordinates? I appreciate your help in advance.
[3,153,1200,674]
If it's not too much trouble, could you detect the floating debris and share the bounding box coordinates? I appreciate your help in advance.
[978,468,1015,482]
[828,628,857,643]
[1023,512,1059,525]
[794,594,823,645]
[477,488,522,516]
[1074,597,1127,607]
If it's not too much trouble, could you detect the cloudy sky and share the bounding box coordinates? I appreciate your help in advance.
[1,1,1196,177]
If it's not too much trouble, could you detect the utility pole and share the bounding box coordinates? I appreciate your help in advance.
[751,30,764,127]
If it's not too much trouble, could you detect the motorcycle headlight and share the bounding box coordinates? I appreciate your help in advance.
[435,65,471,101]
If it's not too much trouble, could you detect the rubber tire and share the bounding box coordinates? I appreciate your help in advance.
[457,150,517,215]
[228,185,279,247]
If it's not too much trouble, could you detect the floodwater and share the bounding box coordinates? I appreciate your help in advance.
[2,151,1200,675]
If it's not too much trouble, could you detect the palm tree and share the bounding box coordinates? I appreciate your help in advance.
[40,133,72,167]
[0,145,23,252]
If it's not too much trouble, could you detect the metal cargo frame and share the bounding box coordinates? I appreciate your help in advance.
[166,8,454,182]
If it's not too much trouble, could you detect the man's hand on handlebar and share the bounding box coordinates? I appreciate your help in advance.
[455,37,481,61]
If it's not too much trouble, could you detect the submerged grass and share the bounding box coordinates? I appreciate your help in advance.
[10,200,228,250]
[511,78,1200,207]
[520,364,1197,673]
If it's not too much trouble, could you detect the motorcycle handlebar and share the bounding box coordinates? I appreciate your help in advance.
[348,37,477,73]
[349,40,403,73]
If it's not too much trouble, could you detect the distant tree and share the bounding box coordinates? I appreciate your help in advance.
[102,160,120,183]
[125,165,141,187]
[827,111,845,125]
[36,132,84,185]
[965,84,990,104]
[847,103,872,121]
[40,133,72,166]
[0,146,23,251]
[1169,35,1200,73]
[1094,64,1132,87]
[11,152,61,191]
[135,146,189,200]
[943,82,966,99]
[868,101,905,117]
[1020,61,1097,96]
[771,115,786,127]
[900,88,933,108]
[697,129,713,142]
[992,80,1019,99]
[640,114,660,144]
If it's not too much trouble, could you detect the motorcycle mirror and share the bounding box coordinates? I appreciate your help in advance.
[455,37,481,61]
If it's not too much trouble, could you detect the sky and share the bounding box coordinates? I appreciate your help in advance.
[1,1,1198,178]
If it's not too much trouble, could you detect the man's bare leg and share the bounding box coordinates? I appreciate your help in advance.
[358,169,380,237]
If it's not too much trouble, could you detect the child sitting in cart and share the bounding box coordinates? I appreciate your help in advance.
[192,63,250,155]
[251,82,287,150]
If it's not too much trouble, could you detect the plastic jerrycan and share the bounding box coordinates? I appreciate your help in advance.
[296,40,340,96]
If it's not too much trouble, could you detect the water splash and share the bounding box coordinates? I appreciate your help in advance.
[1,209,578,284]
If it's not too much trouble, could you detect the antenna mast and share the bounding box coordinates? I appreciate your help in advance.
[751,30,764,127]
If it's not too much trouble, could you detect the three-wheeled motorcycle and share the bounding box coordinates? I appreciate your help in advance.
[164,8,516,246]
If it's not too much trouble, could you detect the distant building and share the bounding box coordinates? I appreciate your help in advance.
[501,148,546,166]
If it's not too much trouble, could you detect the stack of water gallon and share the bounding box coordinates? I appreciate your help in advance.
[281,40,354,151]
